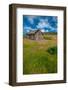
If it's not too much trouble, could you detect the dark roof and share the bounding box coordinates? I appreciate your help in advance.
[27,30,41,35]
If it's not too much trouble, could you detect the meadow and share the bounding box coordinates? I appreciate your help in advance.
[23,34,57,74]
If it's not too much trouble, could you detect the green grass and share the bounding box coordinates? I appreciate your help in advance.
[43,34,57,40]
[23,35,57,74]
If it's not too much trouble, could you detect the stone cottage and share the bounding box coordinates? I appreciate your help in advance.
[27,30,43,40]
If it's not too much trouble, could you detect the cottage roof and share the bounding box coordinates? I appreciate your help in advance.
[27,30,41,35]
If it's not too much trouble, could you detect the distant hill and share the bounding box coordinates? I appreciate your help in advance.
[42,32,57,35]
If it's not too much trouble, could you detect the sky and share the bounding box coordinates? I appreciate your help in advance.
[23,15,58,34]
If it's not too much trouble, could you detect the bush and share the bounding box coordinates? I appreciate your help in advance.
[47,46,57,55]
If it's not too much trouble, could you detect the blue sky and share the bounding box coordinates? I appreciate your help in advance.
[23,15,58,34]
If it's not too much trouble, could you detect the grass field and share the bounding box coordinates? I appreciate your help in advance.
[23,35,57,74]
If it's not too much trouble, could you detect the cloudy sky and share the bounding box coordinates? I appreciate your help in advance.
[23,15,58,34]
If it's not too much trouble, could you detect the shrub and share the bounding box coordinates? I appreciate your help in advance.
[47,46,57,55]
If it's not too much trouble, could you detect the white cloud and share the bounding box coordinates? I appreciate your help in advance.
[45,30,49,32]
[36,19,50,29]
[24,26,32,30]
[41,29,45,32]
[36,18,56,32]
[24,26,37,32]
[28,18,34,24]
[26,30,30,32]
[27,16,37,24]
[49,25,56,31]
[39,18,48,23]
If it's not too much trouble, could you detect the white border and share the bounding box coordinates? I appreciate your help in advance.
[16,8,64,82]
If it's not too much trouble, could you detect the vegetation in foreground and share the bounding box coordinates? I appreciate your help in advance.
[23,35,57,74]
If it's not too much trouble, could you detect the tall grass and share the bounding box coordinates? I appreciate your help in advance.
[43,34,57,40]
[23,36,57,74]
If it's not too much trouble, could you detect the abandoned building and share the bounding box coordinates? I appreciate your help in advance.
[27,30,44,40]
